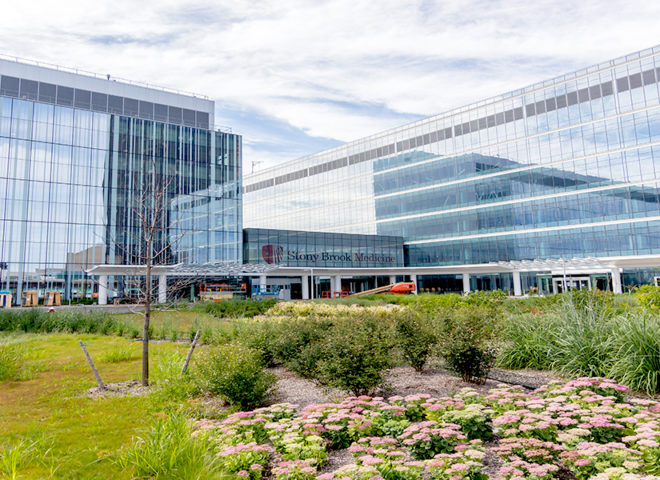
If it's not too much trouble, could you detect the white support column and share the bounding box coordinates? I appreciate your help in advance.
[513,270,522,297]
[98,275,108,305]
[411,274,418,295]
[302,275,310,300]
[389,275,396,285]
[462,273,470,295]
[611,268,622,294]
[259,275,267,290]
[333,275,341,295]
[158,274,167,304]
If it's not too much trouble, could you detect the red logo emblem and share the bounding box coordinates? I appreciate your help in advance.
[262,245,283,264]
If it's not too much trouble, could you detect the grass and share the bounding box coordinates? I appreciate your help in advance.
[610,313,660,395]
[115,413,225,479]
[0,333,192,479]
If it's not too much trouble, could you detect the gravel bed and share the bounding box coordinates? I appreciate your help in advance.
[87,380,152,398]
[488,368,566,390]
[271,365,567,408]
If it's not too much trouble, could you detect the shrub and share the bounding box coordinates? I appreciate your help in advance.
[233,319,281,367]
[609,313,660,394]
[394,310,437,371]
[200,298,278,319]
[445,342,496,385]
[270,318,331,375]
[634,285,660,312]
[116,414,223,479]
[194,343,276,409]
[316,316,393,395]
[440,307,498,384]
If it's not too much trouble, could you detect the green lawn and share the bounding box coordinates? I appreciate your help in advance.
[0,333,191,479]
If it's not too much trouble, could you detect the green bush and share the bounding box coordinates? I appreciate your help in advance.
[198,298,278,319]
[316,315,393,395]
[440,307,498,384]
[193,343,276,409]
[116,414,223,479]
[634,285,660,312]
[232,319,281,367]
[609,313,660,394]
[394,310,437,371]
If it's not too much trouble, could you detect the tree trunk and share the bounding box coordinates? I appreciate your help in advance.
[142,264,151,386]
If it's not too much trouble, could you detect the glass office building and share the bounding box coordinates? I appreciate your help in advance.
[244,46,660,290]
[0,58,242,302]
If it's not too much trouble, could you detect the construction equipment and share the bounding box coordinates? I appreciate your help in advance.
[45,291,61,307]
[198,283,246,302]
[21,291,38,307]
[0,292,11,308]
[346,282,416,297]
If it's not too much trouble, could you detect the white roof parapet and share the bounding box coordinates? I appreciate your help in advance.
[168,262,279,276]
[497,257,615,272]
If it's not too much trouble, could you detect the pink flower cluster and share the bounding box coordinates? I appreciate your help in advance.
[272,459,317,479]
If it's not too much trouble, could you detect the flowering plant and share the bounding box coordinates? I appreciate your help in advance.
[216,442,271,479]
[559,441,643,480]
[495,459,559,480]
[272,459,318,480]
[426,443,487,480]
[400,422,466,460]
[492,437,565,464]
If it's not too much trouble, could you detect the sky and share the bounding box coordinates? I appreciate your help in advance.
[1,0,659,173]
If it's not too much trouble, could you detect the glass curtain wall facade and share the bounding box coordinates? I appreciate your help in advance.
[243,228,403,268]
[244,46,660,270]
[0,62,241,302]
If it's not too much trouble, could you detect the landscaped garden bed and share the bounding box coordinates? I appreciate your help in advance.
[1,288,659,478]
[185,377,660,480]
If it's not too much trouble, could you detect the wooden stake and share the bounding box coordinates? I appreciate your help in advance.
[79,340,106,390]
[181,330,201,375]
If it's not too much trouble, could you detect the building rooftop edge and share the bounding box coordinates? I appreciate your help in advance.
[0,53,211,103]
[245,43,660,181]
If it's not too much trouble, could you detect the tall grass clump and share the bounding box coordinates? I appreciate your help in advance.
[116,414,223,479]
[0,436,52,480]
[609,313,660,395]
[101,343,137,363]
[496,313,558,370]
[0,339,29,382]
[0,309,124,335]
[550,293,615,377]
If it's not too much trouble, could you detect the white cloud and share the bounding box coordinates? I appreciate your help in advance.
[1,0,659,170]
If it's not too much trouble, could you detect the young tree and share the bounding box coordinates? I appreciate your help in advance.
[112,157,187,387]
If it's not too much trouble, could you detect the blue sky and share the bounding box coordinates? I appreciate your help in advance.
[1,0,659,172]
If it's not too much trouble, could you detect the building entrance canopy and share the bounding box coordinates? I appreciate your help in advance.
[87,254,660,302]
